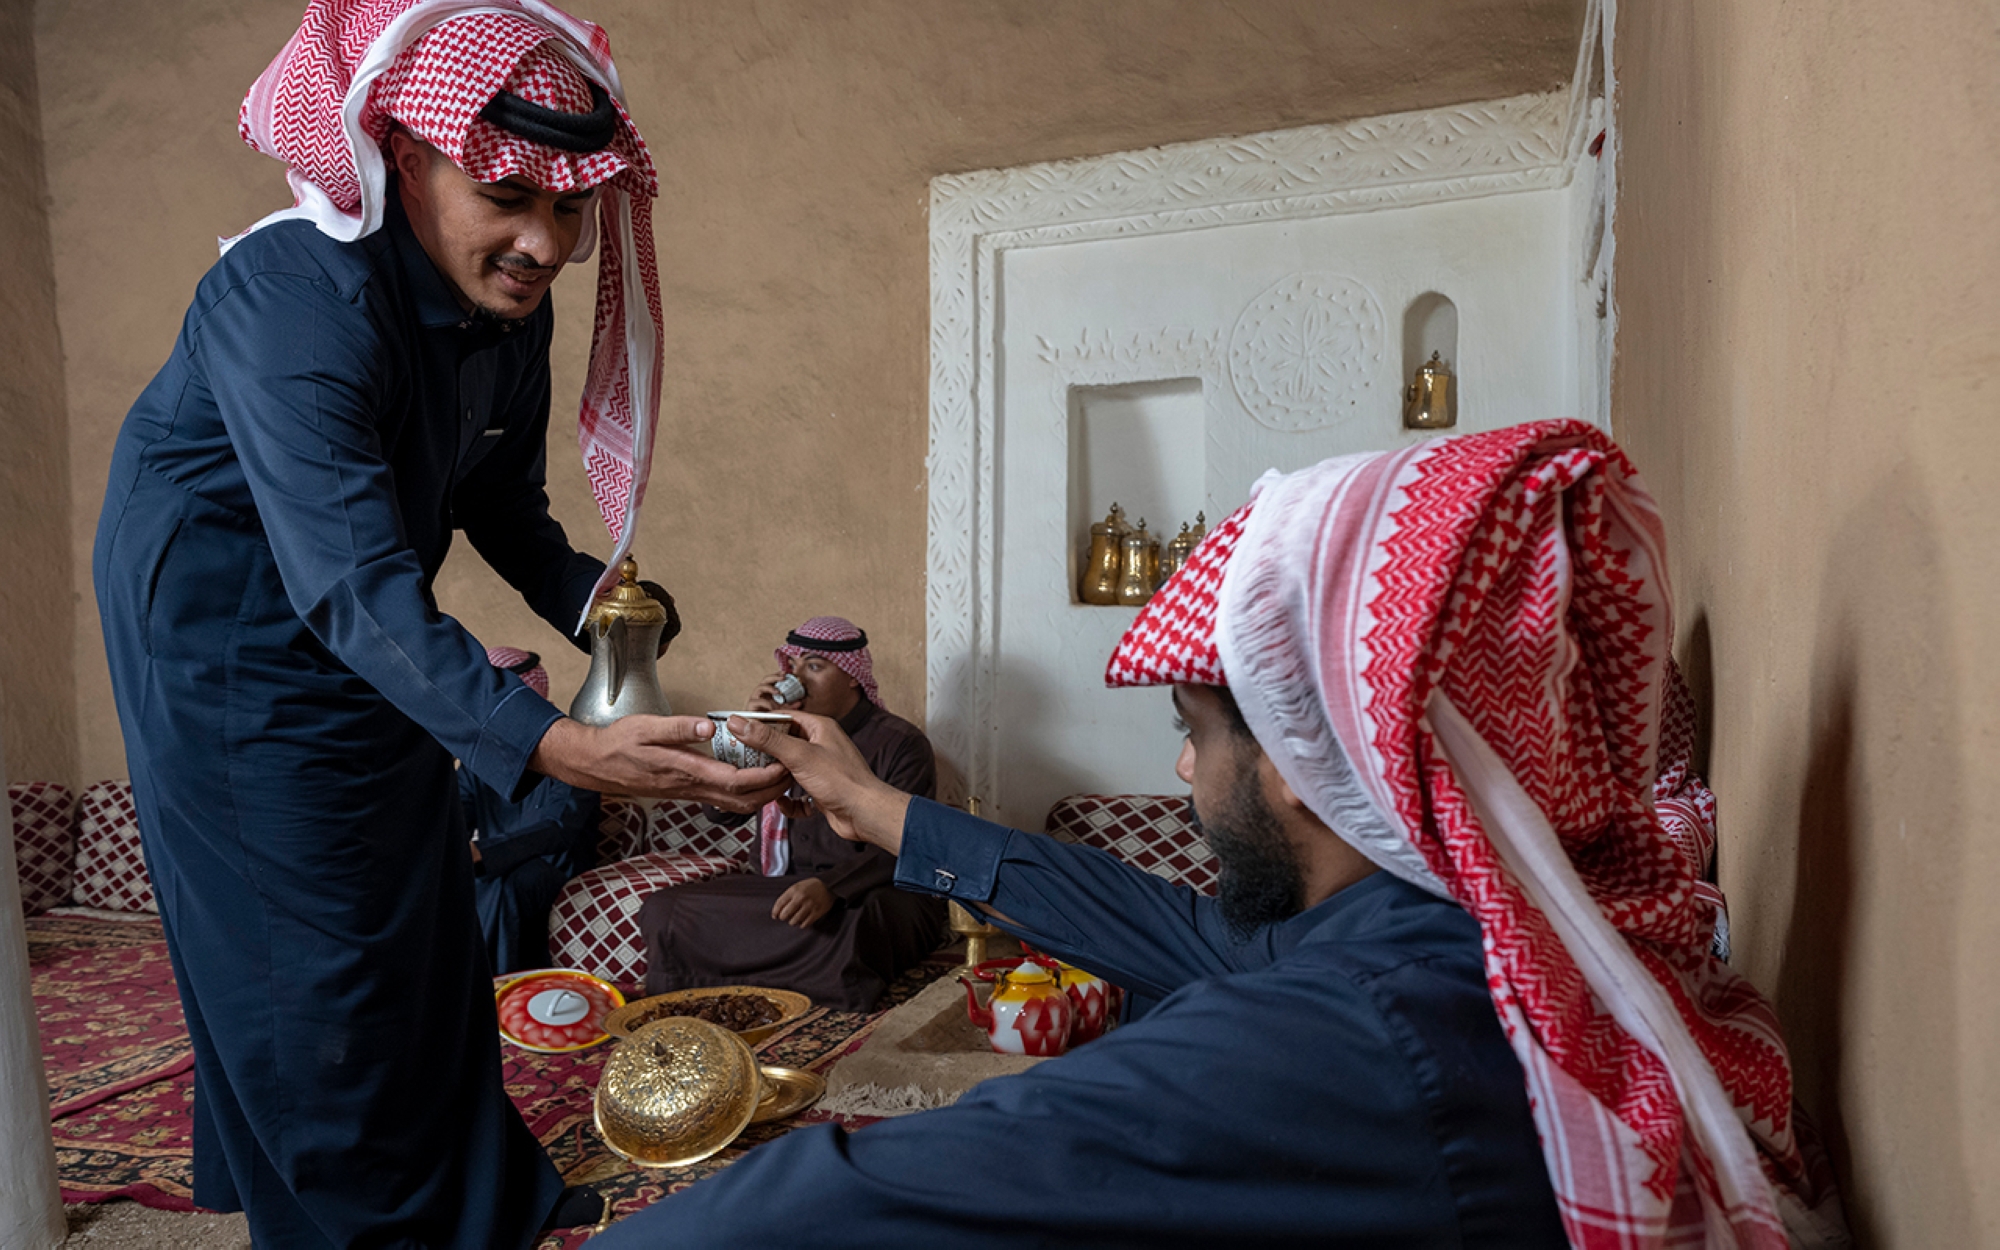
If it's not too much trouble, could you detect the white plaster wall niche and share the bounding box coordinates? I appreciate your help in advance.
[930,13,1617,822]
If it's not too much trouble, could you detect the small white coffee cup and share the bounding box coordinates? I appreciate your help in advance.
[707,712,795,769]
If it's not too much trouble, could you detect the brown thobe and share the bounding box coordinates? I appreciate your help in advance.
[637,698,947,1011]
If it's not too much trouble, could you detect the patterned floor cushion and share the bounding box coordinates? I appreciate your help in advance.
[73,781,157,913]
[1044,794,1215,896]
[11,781,75,915]
[649,800,755,864]
[548,851,747,989]
[597,798,650,864]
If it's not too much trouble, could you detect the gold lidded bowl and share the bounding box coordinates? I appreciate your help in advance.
[594,1017,762,1169]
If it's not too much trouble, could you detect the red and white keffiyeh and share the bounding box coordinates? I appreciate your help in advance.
[484,644,548,699]
[235,0,661,617]
[1108,420,1847,1249]
[760,617,883,877]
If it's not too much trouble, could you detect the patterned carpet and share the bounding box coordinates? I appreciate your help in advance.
[27,912,936,1245]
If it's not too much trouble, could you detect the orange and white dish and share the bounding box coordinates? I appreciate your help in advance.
[495,969,625,1053]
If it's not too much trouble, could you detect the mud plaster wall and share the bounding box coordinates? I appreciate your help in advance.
[0,0,76,788]
[37,0,1582,785]
[1613,3,2000,1245]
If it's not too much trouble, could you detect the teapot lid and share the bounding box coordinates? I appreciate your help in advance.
[1004,961,1055,984]
[589,556,669,629]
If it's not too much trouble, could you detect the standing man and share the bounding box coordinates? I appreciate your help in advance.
[638,617,946,1011]
[92,3,783,1245]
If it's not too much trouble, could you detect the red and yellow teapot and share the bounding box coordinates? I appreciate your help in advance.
[959,953,1121,1056]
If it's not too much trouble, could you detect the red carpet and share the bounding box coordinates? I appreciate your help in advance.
[27,912,934,1243]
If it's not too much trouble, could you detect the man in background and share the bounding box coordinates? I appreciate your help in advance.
[638,617,945,1011]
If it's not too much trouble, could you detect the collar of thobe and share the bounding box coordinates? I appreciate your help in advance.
[835,696,876,737]
[386,188,520,334]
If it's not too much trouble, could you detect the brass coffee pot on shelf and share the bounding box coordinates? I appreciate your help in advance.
[1158,507,1207,586]
[1116,519,1159,606]
[1080,503,1131,605]
[568,556,674,726]
[1403,351,1457,430]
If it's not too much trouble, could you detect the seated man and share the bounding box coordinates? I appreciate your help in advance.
[597,422,1847,1247]
[637,617,946,1011]
[463,647,602,975]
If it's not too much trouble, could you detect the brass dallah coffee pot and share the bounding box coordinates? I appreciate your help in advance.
[1403,351,1457,430]
[569,556,674,726]
[1081,503,1131,606]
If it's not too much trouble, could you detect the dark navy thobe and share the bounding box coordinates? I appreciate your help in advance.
[594,799,1568,1248]
[461,767,600,974]
[93,193,602,1248]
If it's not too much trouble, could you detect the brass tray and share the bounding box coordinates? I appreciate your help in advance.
[603,986,812,1047]
[750,1066,826,1124]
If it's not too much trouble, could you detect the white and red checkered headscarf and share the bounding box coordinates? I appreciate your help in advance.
[775,616,882,710]
[234,0,661,617]
[1108,421,1847,1250]
[484,644,548,699]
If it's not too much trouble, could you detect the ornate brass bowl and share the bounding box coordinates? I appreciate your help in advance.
[593,1017,762,1169]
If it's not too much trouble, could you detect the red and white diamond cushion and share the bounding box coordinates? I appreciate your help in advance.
[648,800,755,867]
[73,781,156,913]
[548,850,746,989]
[597,798,649,864]
[10,781,75,915]
[1044,795,1215,897]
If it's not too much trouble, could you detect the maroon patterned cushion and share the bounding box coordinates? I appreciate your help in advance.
[547,851,746,989]
[597,798,649,864]
[10,781,75,915]
[1044,794,1215,896]
[73,781,157,913]
[648,800,755,866]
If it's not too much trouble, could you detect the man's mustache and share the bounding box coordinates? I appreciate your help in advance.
[494,256,557,278]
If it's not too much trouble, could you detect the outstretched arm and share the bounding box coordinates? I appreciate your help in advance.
[727,716,1271,995]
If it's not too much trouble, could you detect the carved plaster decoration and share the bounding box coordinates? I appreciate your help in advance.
[1227,273,1387,432]
[928,90,1589,807]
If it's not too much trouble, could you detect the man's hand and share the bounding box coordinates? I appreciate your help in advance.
[530,716,788,812]
[726,713,910,854]
[771,878,834,928]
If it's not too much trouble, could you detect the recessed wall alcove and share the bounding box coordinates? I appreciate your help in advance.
[929,86,1613,822]
[1068,379,1206,604]
[1403,292,1460,401]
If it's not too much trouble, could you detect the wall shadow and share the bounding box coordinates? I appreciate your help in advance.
[1767,463,1971,1247]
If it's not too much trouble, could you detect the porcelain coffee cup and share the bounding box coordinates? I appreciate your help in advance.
[770,673,806,706]
[706,712,795,769]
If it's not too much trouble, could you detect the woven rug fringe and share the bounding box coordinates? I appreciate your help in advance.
[816,1081,960,1118]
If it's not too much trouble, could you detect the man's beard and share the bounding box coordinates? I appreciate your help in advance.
[1190,765,1306,938]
